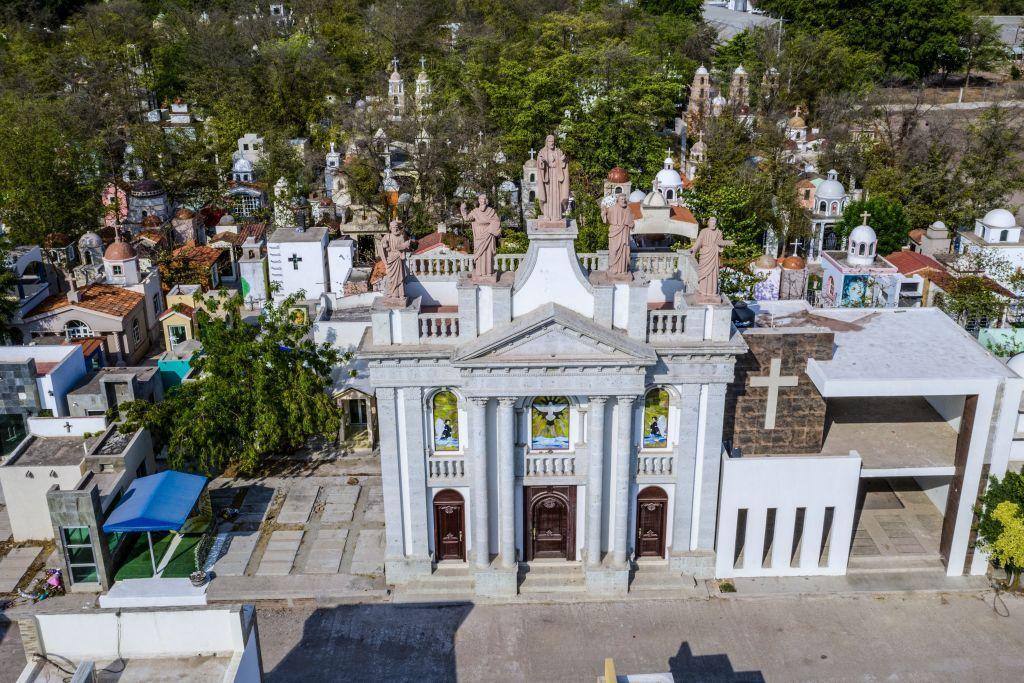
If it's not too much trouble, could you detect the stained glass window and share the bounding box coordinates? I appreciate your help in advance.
[531,396,570,450]
[642,388,669,449]
[432,391,460,451]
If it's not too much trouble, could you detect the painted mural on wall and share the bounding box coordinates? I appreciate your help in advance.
[432,391,460,451]
[643,388,669,448]
[841,275,869,306]
[531,396,570,450]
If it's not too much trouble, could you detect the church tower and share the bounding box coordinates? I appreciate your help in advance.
[686,65,711,132]
[729,65,750,113]
[521,149,538,219]
[388,58,405,120]
[102,232,141,286]
[685,132,705,181]
[415,56,431,110]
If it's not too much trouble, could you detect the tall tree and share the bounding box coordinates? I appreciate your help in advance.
[0,241,19,343]
[835,197,909,257]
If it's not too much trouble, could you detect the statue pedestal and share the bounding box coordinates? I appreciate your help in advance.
[533,218,571,231]
[370,296,421,345]
[682,292,732,341]
[527,218,577,239]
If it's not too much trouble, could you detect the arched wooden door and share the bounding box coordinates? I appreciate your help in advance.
[526,486,576,561]
[433,489,465,562]
[636,486,668,558]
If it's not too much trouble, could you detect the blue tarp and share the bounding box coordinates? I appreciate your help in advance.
[103,471,208,533]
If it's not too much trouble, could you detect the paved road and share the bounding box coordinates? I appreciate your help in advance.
[258,592,1023,682]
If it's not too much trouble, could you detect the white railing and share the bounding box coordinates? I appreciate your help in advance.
[403,250,690,280]
[428,455,466,480]
[647,310,687,340]
[633,252,683,277]
[637,454,674,476]
[524,453,576,477]
[577,253,604,271]
[407,253,473,277]
[496,254,524,272]
[418,313,460,340]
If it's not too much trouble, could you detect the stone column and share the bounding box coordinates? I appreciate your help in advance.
[671,384,702,557]
[497,398,517,568]
[375,388,405,562]
[612,396,637,568]
[585,396,608,568]
[469,397,490,569]
[401,388,429,558]
[696,383,727,550]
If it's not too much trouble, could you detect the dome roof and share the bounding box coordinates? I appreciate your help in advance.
[1008,353,1024,378]
[753,254,778,269]
[232,157,254,174]
[781,255,805,270]
[174,207,195,219]
[131,179,164,197]
[142,214,163,228]
[104,239,136,261]
[628,189,647,203]
[655,166,683,188]
[734,64,746,74]
[849,223,877,245]
[815,178,845,201]
[713,94,727,105]
[78,232,102,249]
[983,208,1016,229]
[695,64,708,75]
[499,180,517,192]
[218,213,236,226]
[643,190,668,208]
[607,166,630,183]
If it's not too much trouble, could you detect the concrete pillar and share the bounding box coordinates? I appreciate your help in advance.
[612,396,637,568]
[497,397,517,568]
[375,388,405,560]
[469,397,490,568]
[697,383,728,549]
[586,396,608,567]
[401,388,429,557]
[671,384,701,555]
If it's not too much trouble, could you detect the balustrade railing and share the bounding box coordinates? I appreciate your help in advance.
[524,453,576,476]
[633,252,683,277]
[428,455,466,480]
[418,312,460,341]
[647,310,687,341]
[495,254,524,272]
[407,253,473,277]
[404,250,688,280]
[637,454,674,476]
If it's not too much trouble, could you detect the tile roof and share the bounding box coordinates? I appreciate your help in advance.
[27,284,143,319]
[159,304,194,321]
[172,243,225,269]
[670,205,697,223]
[885,250,945,276]
[908,228,926,244]
[414,231,469,255]
[64,337,105,357]
[922,268,1017,298]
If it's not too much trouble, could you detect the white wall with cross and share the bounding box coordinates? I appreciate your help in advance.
[267,227,331,303]
[748,357,799,429]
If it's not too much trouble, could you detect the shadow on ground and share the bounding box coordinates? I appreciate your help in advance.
[669,642,764,682]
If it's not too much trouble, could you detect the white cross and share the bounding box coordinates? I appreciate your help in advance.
[391,57,399,72]
[528,148,535,160]
[420,56,426,70]
[790,238,802,253]
[748,358,799,430]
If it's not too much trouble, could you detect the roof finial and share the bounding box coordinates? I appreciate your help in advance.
[391,56,400,73]
[419,55,426,71]
[860,210,871,225]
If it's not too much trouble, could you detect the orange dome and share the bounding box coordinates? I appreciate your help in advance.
[104,240,137,261]
[781,255,805,270]
[142,214,163,227]
[174,207,195,219]
[607,166,630,183]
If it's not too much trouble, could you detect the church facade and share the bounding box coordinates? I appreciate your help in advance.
[358,217,747,596]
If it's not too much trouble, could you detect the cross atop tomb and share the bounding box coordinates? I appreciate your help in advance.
[390,57,400,72]
[419,56,426,71]
[289,254,303,270]
[789,238,802,253]
[748,358,799,430]
[528,148,536,161]
[860,211,871,225]
[63,422,72,433]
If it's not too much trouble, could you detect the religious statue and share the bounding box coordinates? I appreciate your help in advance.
[381,219,415,305]
[690,217,733,302]
[460,194,502,282]
[536,134,569,223]
[602,194,635,281]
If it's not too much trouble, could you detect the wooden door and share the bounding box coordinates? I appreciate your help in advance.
[433,490,465,562]
[940,394,977,567]
[525,486,576,561]
[636,486,668,558]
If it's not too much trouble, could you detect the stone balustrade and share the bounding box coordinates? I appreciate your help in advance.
[405,250,689,280]
[407,253,473,277]
[495,254,524,272]
[523,453,576,477]
[647,310,687,341]
[637,453,674,476]
[428,455,466,481]
[418,312,460,341]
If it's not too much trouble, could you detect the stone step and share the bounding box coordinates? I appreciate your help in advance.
[518,571,586,594]
[629,570,698,592]
[847,554,945,574]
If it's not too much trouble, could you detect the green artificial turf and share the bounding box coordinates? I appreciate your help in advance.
[161,534,203,578]
[113,531,172,580]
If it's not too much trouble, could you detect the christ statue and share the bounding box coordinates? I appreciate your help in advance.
[602,194,635,280]
[536,134,569,222]
[690,217,733,302]
[382,219,415,304]
[461,194,502,282]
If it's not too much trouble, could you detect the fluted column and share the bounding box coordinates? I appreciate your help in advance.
[586,396,608,568]
[612,396,637,568]
[469,397,490,569]
[497,397,517,568]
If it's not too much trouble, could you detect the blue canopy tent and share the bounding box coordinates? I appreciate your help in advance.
[103,471,208,576]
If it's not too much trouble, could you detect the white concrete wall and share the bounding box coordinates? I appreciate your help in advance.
[313,320,371,351]
[513,246,594,319]
[0,463,83,540]
[924,395,965,432]
[716,454,862,578]
[27,416,107,437]
[406,279,458,307]
[914,475,951,514]
[38,346,88,417]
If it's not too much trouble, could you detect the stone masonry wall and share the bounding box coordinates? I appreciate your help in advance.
[0,360,40,415]
[724,330,834,455]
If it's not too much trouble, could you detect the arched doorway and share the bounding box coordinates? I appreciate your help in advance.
[433,490,465,562]
[635,486,668,558]
[526,486,576,561]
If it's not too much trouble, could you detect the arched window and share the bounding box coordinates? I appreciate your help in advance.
[529,173,535,183]
[819,201,827,213]
[858,243,866,255]
[1000,229,1009,242]
[64,320,92,339]
[665,189,674,200]
[642,388,670,449]
[530,396,570,450]
[831,202,839,214]
[614,187,622,194]
[869,242,875,255]
[528,190,535,202]
[432,391,459,451]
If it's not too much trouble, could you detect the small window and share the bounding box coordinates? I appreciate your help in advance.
[529,173,535,183]
[858,243,865,255]
[111,265,123,275]
[818,201,826,213]
[1000,229,1009,242]
[64,320,92,340]
[153,293,163,315]
[131,319,141,344]
[243,143,249,150]
[62,526,98,584]
[168,324,188,348]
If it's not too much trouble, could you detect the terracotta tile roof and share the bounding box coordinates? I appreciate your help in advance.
[211,231,244,246]
[670,205,697,223]
[159,304,194,321]
[414,231,469,255]
[27,284,143,319]
[628,202,643,220]
[33,362,59,376]
[908,228,925,244]
[172,243,225,269]
[885,250,945,276]
[922,268,1017,298]
[64,337,104,357]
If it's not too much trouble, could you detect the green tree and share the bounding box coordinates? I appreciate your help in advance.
[120,291,343,475]
[836,197,909,257]
[976,471,1024,590]
[0,241,19,343]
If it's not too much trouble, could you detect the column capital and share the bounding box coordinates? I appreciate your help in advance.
[497,397,518,407]
[617,395,638,407]
[589,395,610,406]
[469,396,490,407]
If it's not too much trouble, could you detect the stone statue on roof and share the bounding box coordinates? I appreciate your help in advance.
[602,194,635,281]
[536,134,569,223]
[461,194,501,283]
[381,219,416,305]
[691,216,733,302]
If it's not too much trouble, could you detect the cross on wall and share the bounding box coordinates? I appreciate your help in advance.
[63,422,72,433]
[288,254,303,270]
[748,358,799,430]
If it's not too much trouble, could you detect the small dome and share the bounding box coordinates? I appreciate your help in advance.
[523,157,536,169]
[218,214,236,226]
[643,190,668,208]
[690,137,706,155]
[232,157,254,174]
[983,208,1016,229]
[655,167,683,188]
[607,166,630,183]
[781,255,805,270]
[78,232,102,249]
[788,111,806,129]
[493,150,507,164]
[849,223,877,246]
[713,94,727,105]
[174,207,195,220]
[499,180,517,192]
[1008,353,1024,377]
[142,214,163,228]
[104,240,137,261]
[695,64,708,75]
[628,189,647,203]
[734,64,746,75]
[815,178,845,201]
[753,254,778,269]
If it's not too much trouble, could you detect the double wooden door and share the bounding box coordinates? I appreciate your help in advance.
[636,486,668,558]
[433,489,465,562]
[525,486,576,561]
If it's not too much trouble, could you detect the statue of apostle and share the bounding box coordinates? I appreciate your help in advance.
[461,194,502,282]
[536,134,569,222]
[690,217,733,302]
[382,219,416,304]
[602,194,635,280]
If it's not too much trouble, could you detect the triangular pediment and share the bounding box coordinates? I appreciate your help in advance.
[452,303,656,366]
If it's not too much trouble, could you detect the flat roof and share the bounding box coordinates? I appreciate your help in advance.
[25,655,230,682]
[69,366,159,395]
[268,226,328,243]
[6,436,85,467]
